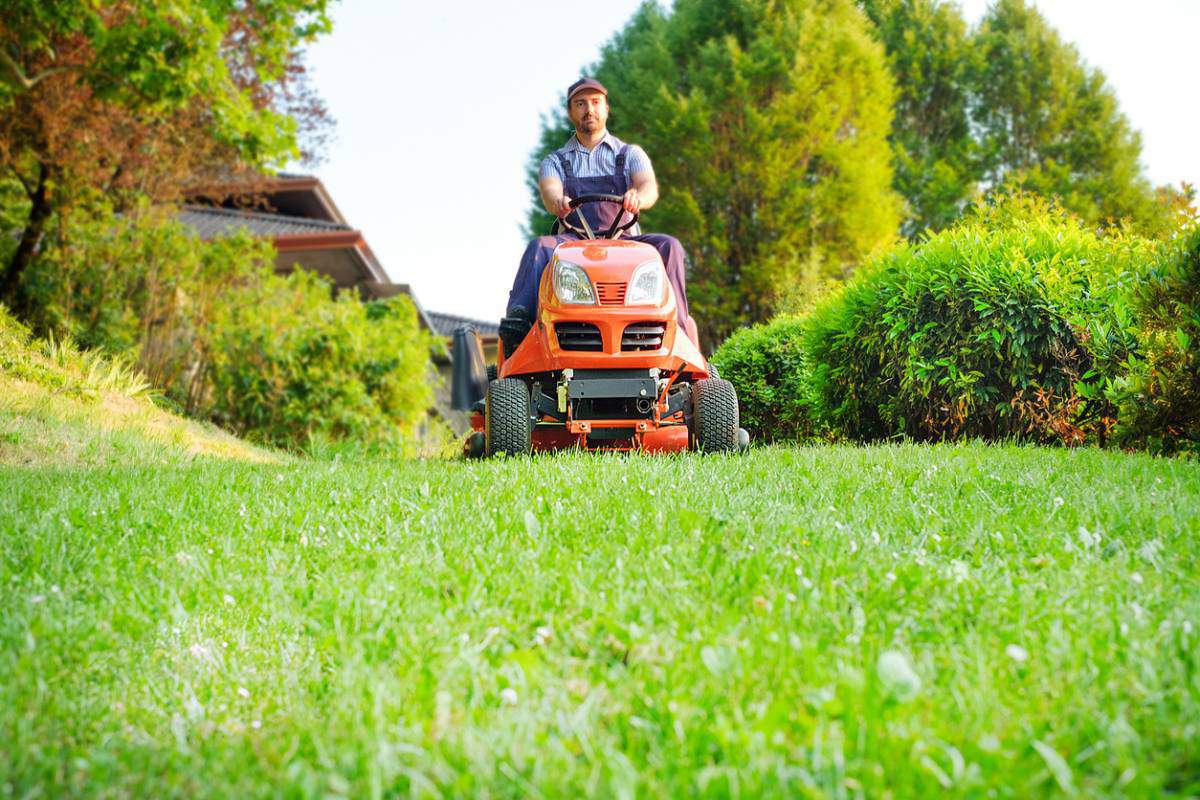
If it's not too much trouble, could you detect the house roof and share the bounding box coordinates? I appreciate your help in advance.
[427,311,500,339]
[178,205,352,238]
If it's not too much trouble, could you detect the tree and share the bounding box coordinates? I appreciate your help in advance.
[860,0,980,237]
[0,0,332,317]
[972,0,1166,233]
[526,0,901,347]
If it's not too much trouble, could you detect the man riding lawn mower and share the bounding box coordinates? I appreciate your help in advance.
[452,78,747,457]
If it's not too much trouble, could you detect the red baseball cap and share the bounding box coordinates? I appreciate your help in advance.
[567,77,608,104]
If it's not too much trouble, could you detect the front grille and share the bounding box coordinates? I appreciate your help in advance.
[622,321,666,351]
[596,282,627,306]
[556,322,602,351]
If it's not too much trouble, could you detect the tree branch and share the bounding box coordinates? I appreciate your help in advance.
[0,47,76,92]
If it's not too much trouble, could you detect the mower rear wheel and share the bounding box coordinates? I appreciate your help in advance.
[691,378,739,453]
[486,378,532,457]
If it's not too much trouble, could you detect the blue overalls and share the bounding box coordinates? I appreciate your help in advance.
[507,145,692,326]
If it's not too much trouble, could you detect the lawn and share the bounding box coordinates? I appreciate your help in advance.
[2,444,1198,798]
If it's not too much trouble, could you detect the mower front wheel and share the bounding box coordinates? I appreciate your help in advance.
[486,378,532,457]
[691,378,739,453]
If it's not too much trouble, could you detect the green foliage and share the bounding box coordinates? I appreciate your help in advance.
[526,0,902,346]
[22,203,277,408]
[711,314,815,442]
[860,0,981,237]
[1108,226,1200,454]
[0,0,331,165]
[0,0,333,315]
[971,0,1169,234]
[801,196,1151,442]
[206,270,437,452]
[0,303,153,400]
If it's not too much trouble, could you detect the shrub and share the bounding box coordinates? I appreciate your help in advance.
[1107,226,1200,454]
[206,269,436,452]
[22,201,275,410]
[805,196,1152,443]
[711,315,816,442]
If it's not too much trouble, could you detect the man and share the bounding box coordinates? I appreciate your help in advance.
[501,77,693,356]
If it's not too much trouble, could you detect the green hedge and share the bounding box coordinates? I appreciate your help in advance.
[716,197,1170,446]
[207,270,436,452]
[1107,226,1200,454]
[710,315,815,442]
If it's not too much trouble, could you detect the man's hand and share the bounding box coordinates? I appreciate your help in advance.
[556,195,573,218]
[622,188,641,215]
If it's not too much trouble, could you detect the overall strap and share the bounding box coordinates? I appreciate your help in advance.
[614,144,629,192]
[555,151,574,183]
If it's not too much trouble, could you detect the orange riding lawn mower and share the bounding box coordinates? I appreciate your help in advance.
[452,195,749,458]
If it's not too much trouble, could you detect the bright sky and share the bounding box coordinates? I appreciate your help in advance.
[304,0,1200,322]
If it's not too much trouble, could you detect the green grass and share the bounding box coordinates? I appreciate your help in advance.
[2,444,1198,798]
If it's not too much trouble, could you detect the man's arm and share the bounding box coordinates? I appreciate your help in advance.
[624,169,658,214]
[539,176,572,218]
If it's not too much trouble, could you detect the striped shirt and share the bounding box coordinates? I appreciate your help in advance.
[538,132,654,184]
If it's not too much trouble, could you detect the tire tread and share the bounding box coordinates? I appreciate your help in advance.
[692,378,739,453]
[486,378,531,457]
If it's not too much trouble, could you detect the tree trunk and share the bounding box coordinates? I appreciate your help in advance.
[2,162,51,317]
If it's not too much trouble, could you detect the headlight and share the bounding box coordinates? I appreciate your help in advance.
[626,259,665,305]
[553,260,596,305]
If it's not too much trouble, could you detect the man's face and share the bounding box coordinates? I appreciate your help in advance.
[568,90,608,135]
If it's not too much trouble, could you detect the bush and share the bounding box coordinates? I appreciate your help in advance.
[710,315,815,442]
[1107,226,1200,454]
[804,196,1152,443]
[206,269,436,452]
[22,201,275,410]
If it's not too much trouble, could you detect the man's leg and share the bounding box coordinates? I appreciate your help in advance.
[507,234,573,317]
[631,233,690,325]
[503,234,573,357]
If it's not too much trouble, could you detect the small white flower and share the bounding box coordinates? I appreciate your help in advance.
[251,719,261,729]
[223,594,235,606]
[207,548,214,555]
[849,539,859,555]
[1130,572,1144,585]
[31,594,45,604]
[188,643,209,659]
[794,566,803,576]
[238,504,247,517]
[877,650,921,700]
[1078,527,1101,549]
[237,686,250,699]
[885,572,897,583]
[1005,644,1028,662]
[534,625,553,645]
[1184,621,1194,635]
[50,585,60,594]
[949,560,970,583]
[1053,496,1065,509]
[786,592,797,603]
[500,687,518,705]
[801,577,814,590]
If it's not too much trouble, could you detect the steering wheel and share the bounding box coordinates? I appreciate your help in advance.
[551,194,639,240]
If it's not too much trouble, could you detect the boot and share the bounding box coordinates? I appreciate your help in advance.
[499,306,534,359]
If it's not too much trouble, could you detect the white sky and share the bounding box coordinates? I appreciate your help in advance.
[304,0,1200,322]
